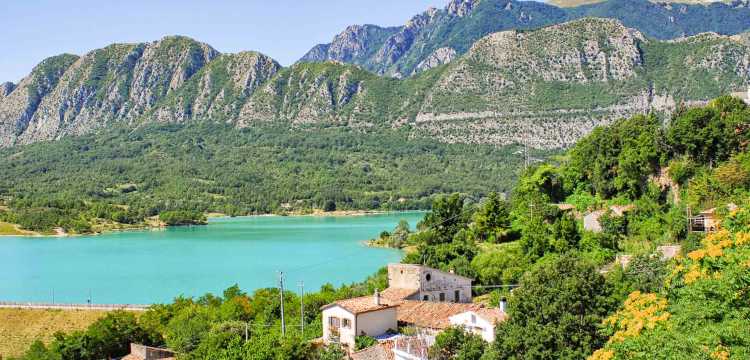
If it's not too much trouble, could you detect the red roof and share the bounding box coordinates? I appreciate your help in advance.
[396,301,482,329]
[321,295,398,315]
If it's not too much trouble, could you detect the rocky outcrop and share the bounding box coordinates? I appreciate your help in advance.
[447,0,481,16]
[1,37,217,146]
[153,51,281,122]
[299,25,398,65]
[238,62,369,126]
[415,47,459,73]
[0,82,15,98]
[0,54,79,147]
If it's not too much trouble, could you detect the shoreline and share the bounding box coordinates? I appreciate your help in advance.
[1,210,426,238]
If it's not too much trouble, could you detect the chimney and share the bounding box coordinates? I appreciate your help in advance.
[374,289,381,306]
[499,297,507,313]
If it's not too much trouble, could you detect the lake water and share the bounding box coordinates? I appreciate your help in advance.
[0,212,423,305]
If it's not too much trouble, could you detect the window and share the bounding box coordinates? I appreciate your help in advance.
[423,295,430,301]
[425,273,432,281]
[329,317,340,328]
[454,290,461,302]
[439,293,445,302]
[342,318,351,328]
[471,314,476,324]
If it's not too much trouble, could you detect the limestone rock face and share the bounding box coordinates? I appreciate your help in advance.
[238,63,368,126]
[1,36,218,146]
[0,54,79,147]
[415,47,458,73]
[0,82,15,98]
[410,18,749,149]
[153,51,281,123]
[446,0,481,16]
[299,25,399,65]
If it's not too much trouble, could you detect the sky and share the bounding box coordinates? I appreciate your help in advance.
[0,0,447,83]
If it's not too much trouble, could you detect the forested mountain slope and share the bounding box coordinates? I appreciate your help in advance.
[301,0,750,77]
[0,124,535,233]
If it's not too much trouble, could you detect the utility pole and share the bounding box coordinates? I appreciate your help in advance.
[525,142,530,169]
[299,281,305,337]
[529,201,535,219]
[244,322,248,342]
[279,272,286,337]
[52,289,55,305]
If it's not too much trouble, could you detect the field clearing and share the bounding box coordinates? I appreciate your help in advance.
[0,221,36,236]
[0,308,107,358]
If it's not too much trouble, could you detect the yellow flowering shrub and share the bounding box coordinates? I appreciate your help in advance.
[711,345,730,360]
[684,264,704,284]
[588,349,614,360]
[602,291,671,344]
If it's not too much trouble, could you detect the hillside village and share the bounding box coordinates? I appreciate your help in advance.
[321,264,505,359]
[4,0,750,358]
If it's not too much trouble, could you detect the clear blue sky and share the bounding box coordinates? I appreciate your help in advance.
[0,0,448,83]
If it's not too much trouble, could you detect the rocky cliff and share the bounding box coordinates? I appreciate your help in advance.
[410,19,750,148]
[1,19,748,150]
[300,0,750,77]
[0,36,218,146]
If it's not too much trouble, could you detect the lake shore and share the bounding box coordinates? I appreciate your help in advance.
[0,210,425,237]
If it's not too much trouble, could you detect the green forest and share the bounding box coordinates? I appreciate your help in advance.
[11,96,750,359]
[0,124,538,234]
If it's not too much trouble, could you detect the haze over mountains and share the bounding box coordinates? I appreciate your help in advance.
[1,0,749,150]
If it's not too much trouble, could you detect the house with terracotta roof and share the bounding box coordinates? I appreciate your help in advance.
[321,291,398,351]
[384,264,472,303]
[449,308,508,342]
[395,300,483,333]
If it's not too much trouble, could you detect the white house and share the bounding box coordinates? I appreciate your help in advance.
[730,86,750,103]
[383,263,473,303]
[448,308,507,343]
[320,291,398,351]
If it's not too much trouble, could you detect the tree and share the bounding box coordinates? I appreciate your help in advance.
[87,311,151,359]
[487,253,615,360]
[420,193,467,245]
[323,200,337,212]
[317,344,347,360]
[428,327,487,360]
[473,192,511,243]
[355,335,377,350]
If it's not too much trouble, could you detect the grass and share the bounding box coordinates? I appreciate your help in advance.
[0,221,36,236]
[0,308,107,358]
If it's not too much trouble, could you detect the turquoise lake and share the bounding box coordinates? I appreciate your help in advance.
[0,212,423,305]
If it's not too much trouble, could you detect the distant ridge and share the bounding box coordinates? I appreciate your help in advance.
[300,0,750,77]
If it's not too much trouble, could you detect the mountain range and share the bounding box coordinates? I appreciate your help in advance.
[1,0,750,150]
[300,0,750,77]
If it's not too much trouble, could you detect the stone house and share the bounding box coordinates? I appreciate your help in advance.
[583,205,635,233]
[122,344,175,360]
[382,264,472,303]
[320,292,398,351]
